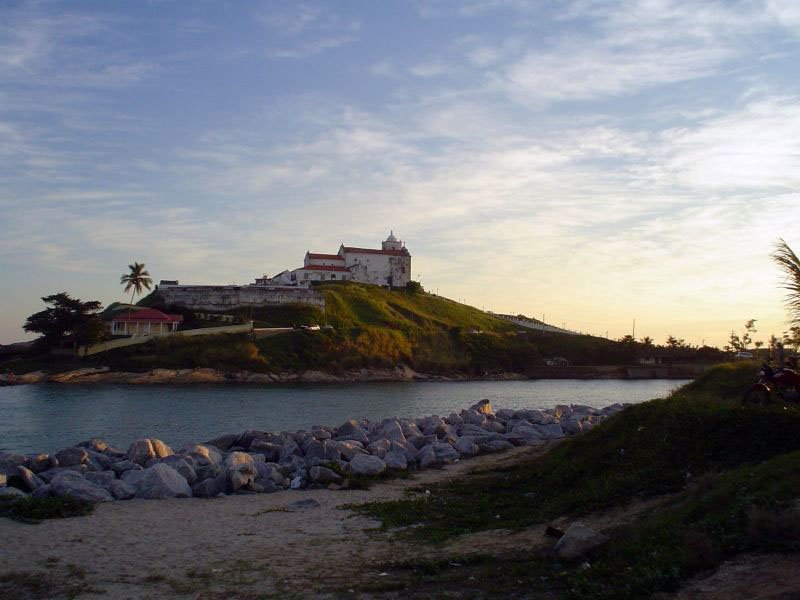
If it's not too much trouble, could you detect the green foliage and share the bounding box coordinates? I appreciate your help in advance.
[772,238,800,325]
[120,261,153,301]
[104,333,267,372]
[23,293,105,347]
[0,495,94,523]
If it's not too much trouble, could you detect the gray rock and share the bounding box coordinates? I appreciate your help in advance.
[445,413,465,427]
[36,465,87,483]
[289,498,321,510]
[205,433,240,452]
[290,475,306,489]
[462,410,486,426]
[400,420,423,438]
[347,454,387,477]
[410,434,437,449]
[191,477,223,498]
[302,439,326,462]
[495,409,515,421]
[335,427,370,445]
[32,484,53,499]
[432,442,460,464]
[85,471,116,489]
[563,419,583,436]
[111,460,142,476]
[0,452,29,474]
[279,439,302,462]
[109,479,136,500]
[533,423,565,440]
[309,466,343,485]
[383,451,408,470]
[196,463,224,481]
[127,438,173,466]
[480,439,515,453]
[182,443,223,466]
[470,399,494,415]
[86,450,112,471]
[51,471,114,503]
[16,466,45,492]
[486,421,506,434]
[0,486,28,498]
[0,472,6,486]
[55,447,89,467]
[311,427,332,441]
[416,444,437,469]
[454,437,480,457]
[29,454,57,474]
[337,441,367,461]
[135,463,192,499]
[555,522,609,560]
[367,438,391,459]
[381,421,407,443]
[121,468,148,490]
[255,462,283,485]
[161,456,197,484]
[77,438,108,453]
[249,440,281,462]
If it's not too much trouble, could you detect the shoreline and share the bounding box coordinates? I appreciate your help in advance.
[3,364,704,386]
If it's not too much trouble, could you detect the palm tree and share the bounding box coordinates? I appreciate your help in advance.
[772,239,800,325]
[120,262,153,326]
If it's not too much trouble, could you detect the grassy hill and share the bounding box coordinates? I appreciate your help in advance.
[4,282,716,375]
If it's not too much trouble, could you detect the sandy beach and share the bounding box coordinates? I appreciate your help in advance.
[1,446,550,599]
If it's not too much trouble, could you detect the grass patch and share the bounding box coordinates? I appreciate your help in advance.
[0,495,94,523]
[566,450,800,599]
[352,364,800,543]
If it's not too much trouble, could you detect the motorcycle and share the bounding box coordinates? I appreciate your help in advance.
[743,363,800,405]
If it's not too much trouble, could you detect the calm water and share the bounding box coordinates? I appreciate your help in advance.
[0,379,689,454]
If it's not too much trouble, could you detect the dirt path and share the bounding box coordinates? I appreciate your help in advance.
[0,446,551,599]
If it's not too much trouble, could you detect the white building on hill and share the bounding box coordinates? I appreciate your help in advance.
[257,232,412,288]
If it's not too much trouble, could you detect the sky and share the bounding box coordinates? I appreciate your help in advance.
[1,0,800,347]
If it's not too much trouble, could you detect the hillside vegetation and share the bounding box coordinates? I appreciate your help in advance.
[6,282,714,375]
[352,362,800,598]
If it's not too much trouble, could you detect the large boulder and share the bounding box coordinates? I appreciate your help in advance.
[29,454,57,474]
[554,522,609,560]
[249,440,281,462]
[383,451,408,470]
[337,441,367,461]
[347,454,387,477]
[224,452,256,492]
[135,463,192,499]
[470,399,493,415]
[14,466,45,492]
[161,456,197,484]
[182,444,223,466]
[454,437,480,457]
[367,438,391,459]
[381,421,406,443]
[0,486,28,498]
[335,427,370,445]
[111,460,142,476]
[309,465,344,485]
[191,477,223,498]
[51,471,114,503]
[127,438,173,466]
[416,444,437,469]
[54,447,89,467]
[109,479,136,500]
[432,442,460,464]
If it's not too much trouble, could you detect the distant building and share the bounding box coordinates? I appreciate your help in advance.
[110,308,183,336]
[257,231,411,288]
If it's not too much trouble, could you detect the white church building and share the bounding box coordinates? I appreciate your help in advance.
[258,232,412,288]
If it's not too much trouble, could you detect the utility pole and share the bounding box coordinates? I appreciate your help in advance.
[632,318,636,340]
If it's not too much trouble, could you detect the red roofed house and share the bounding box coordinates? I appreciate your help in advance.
[110,308,184,336]
[259,232,411,288]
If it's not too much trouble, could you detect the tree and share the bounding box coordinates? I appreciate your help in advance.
[640,336,654,347]
[784,326,800,352]
[772,238,800,325]
[23,293,105,346]
[120,262,153,318]
[727,319,757,352]
[665,335,686,348]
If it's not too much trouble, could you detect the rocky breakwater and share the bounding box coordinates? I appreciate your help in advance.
[0,400,626,505]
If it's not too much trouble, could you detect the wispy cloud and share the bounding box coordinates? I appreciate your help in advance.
[257,2,361,59]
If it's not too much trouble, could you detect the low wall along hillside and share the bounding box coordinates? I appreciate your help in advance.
[159,285,324,312]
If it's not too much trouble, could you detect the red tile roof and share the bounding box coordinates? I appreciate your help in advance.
[306,252,344,261]
[297,265,351,272]
[341,246,410,257]
[112,308,184,323]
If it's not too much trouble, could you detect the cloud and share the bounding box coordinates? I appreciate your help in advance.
[257,3,361,59]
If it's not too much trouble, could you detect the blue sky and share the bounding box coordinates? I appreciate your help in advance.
[2,0,800,346]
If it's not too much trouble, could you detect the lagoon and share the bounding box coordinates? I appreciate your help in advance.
[0,379,689,454]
